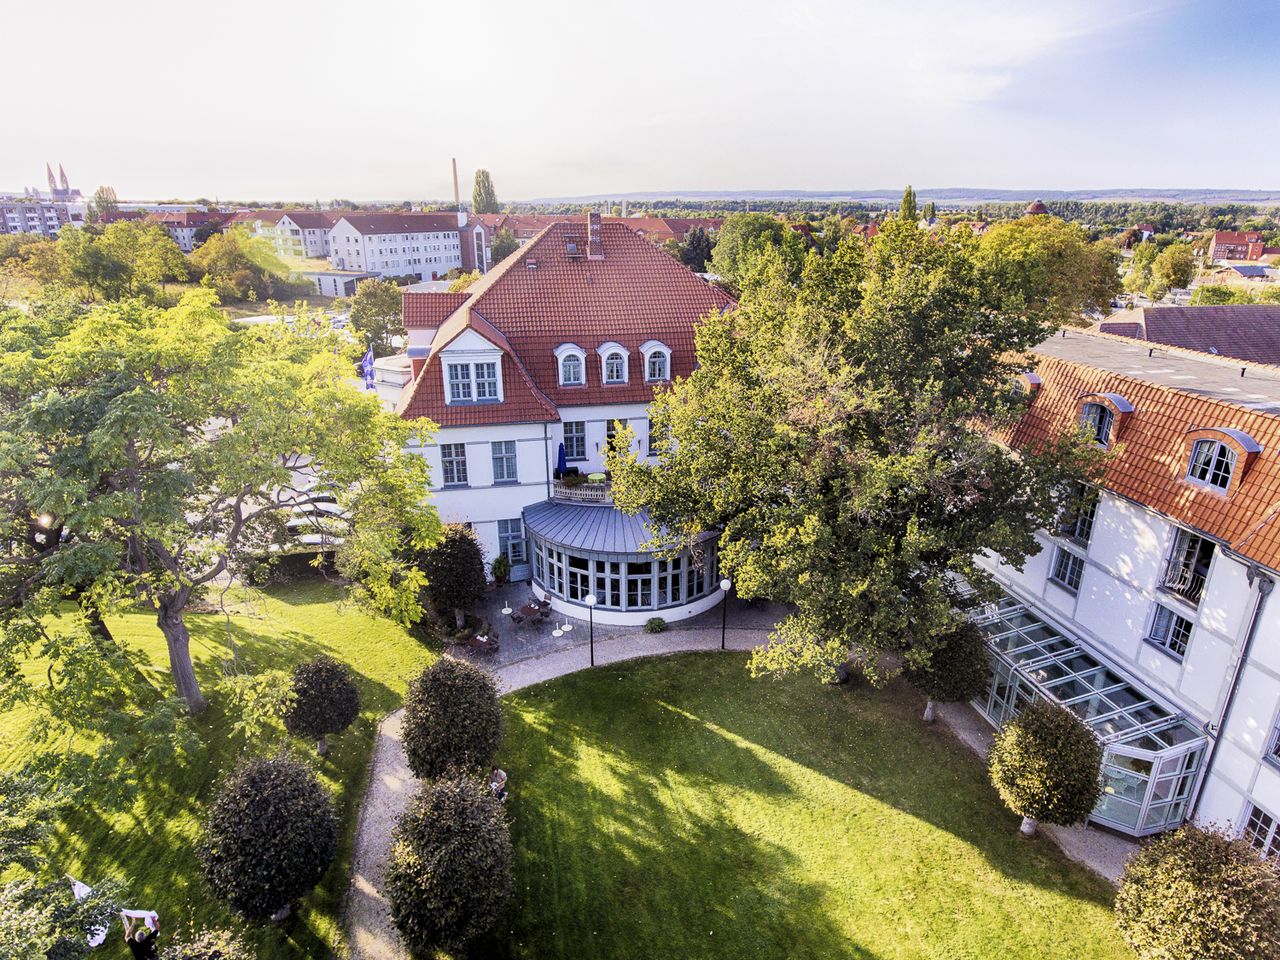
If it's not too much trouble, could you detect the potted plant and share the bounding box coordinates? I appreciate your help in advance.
[491,553,511,585]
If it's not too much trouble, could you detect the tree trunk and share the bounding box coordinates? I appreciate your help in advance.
[157,606,208,715]
[1019,816,1037,837]
[317,734,329,757]
[454,607,465,630]
[922,699,937,723]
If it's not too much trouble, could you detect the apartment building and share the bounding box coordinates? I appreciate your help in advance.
[977,329,1280,850]
[329,212,464,280]
[392,213,734,624]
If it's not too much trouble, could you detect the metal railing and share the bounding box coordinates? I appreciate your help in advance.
[552,479,612,504]
[1160,556,1207,606]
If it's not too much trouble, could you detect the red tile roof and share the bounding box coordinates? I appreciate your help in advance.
[403,292,471,329]
[335,212,461,236]
[146,210,228,227]
[280,210,339,229]
[225,209,285,226]
[1095,306,1280,366]
[397,219,735,425]
[1008,350,1280,572]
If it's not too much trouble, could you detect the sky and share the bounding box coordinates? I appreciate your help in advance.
[7,0,1280,201]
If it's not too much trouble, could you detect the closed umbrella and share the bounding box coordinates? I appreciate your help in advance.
[557,442,567,476]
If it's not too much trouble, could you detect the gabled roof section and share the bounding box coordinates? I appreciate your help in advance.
[335,212,461,235]
[403,291,471,329]
[1095,305,1280,367]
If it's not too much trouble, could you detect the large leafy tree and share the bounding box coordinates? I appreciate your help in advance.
[188,227,294,302]
[489,228,519,266]
[472,169,500,214]
[52,221,187,302]
[681,226,714,271]
[0,291,440,714]
[1152,243,1197,291]
[709,212,807,294]
[610,220,1100,681]
[899,185,918,221]
[348,277,404,357]
[977,216,1122,326]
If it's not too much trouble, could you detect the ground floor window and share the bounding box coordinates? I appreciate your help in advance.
[1243,804,1280,858]
[529,537,717,612]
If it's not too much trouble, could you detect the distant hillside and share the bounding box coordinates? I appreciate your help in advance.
[529,187,1280,207]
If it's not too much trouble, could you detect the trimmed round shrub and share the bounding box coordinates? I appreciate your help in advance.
[161,928,254,960]
[199,756,338,921]
[1115,825,1280,960]
[988,700,1102,834]
[904,622,991,722]
[417,525,486,628]
[386,775,513,955]
[402,656,502,780]
[644,617,667,634]
[282,655,361,756]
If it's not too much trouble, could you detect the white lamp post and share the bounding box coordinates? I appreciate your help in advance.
[719,578,732,651]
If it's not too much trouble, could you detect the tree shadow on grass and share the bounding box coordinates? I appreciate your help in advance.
[478,653,1127,960]
[469,701,875,960]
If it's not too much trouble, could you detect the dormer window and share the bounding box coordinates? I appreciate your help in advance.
[597,341,630,385]
[605,353,626,383]
[1187,439,1236,492]
[561,354,583,385]
[640,340,672,382]
[1081,402,1114,447]
[444,360,502,404]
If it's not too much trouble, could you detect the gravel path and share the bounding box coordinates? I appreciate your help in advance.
[343,626,768,960]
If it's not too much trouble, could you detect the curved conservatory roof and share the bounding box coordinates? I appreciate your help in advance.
[523,500,713,556]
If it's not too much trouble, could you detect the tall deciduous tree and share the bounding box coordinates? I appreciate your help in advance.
[899,185,918,221]
[87,185,119,224]
[682,226,714,271]
[489,228,520,265]
[610,220,1100,681]
[709,212,807,294]
[977,217,1122,326]
[348,278,405,357]
[0,291,440,714]
[472,170,500,214]
[1151,243,1197,291]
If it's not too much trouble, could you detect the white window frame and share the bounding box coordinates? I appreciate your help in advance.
[491,440,518,483]
[1241,802,1280,859]
[554,343,587,386]
[563,421,586,461]
[1049,547,1084,593]
[1147,603,1193,660]
[1187,439,1236,492]
[440,443,468,486]
[498,518,527,565]
[640,340,672,383]
[441,354,504,405]
[596,341,630,385]
[1081,402,1114,447]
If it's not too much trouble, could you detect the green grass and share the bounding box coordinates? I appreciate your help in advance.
[476,654,1133,960]
[0,579,433,958]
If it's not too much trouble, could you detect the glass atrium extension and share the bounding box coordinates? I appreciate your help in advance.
[971,596,1208,837]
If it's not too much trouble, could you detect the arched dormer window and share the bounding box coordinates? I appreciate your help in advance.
[596,341,630,385]
[1081,402,1114,447]
[1078,392,1134,448]
[640,340,672,382]
[1183,427,1261,494]
[554,343,587,387]
[1187,440,1235,491]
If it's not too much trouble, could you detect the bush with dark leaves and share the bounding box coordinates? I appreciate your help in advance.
[401,656,502,780]
[282,655,361,755]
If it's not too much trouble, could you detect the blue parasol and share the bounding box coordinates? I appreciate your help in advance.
[556,442,567,476]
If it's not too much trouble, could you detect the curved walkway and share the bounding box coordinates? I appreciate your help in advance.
[343,625,769,960]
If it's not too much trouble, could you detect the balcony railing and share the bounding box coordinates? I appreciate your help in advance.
[1160,557,1208,606]
[552,479,612,504]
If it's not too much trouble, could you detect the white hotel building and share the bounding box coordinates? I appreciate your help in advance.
[976,330,1280,848]
[329,212,464,280]
[391,213,734,625]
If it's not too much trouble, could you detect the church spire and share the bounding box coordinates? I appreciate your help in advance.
[46,162,56,193]
[59,164,69,191]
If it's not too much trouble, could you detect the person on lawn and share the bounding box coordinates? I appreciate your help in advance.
[489,766,508,802]
[122,913,160,960]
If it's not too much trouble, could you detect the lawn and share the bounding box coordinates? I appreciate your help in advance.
[0,579,433,958]
[476,654,1133,960]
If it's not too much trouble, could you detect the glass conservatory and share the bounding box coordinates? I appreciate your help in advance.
[523,498,722,625]
[971,595,1208,837]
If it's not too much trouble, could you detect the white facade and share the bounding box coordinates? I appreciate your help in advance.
[329,219,464,280]
[268,214,331,258]
[980,485,1280,840]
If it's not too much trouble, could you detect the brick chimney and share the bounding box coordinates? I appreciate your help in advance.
[587,210,604,260]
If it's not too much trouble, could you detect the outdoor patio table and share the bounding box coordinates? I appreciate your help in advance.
[520,604,542,618]
[587,472,606,483]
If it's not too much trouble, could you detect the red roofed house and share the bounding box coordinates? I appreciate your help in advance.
[329,211,466,280]
[146,210,229,252]
[394,212,734,624]
[1210,230,1269,262]
[976,328,1280,846]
